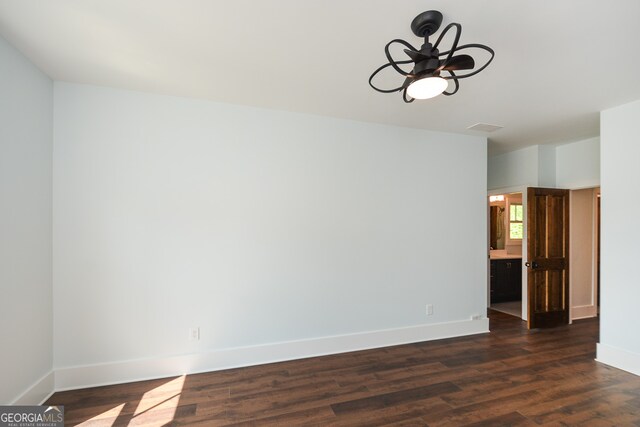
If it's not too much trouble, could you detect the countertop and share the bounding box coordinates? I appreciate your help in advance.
[490,250,523,260]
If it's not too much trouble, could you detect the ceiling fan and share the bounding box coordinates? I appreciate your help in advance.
[369,10,494,102]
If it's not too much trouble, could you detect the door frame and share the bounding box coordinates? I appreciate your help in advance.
[488,185,528,321]
[488,185,600,325]
[567,187,601,320]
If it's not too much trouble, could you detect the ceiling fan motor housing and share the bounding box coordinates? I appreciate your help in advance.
[411,10,443,37]
[414,57,440,75]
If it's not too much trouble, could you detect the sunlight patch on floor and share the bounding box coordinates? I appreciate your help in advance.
[76,375,186,426]
[134,375,186,415]
[130,375,186,426]
[78,403,125,425]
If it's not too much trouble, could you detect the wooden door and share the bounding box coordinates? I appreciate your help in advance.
[527,187,570,329]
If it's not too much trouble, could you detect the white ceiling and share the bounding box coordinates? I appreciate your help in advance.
[1,0,639,155]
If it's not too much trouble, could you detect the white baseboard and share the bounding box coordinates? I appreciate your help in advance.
[596,343,640,377]
[55,318,488,391]
[571,305,598,320]
[11,371,55,405]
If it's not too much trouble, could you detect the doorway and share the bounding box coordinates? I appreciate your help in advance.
[488,192,524,318]
[487,187,600,327]
[568,187,601,320]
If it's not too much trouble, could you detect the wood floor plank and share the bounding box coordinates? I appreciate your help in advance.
[330,382,459,415]
[328,399,451,426]
[225,406,337,426]
[423,389,542,426]
[460,411,535,426]
[45,311,640,426]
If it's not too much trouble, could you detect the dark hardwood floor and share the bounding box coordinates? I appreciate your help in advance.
[47,311,640,426]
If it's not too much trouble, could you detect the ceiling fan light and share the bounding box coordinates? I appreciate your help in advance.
[406,76,448,100]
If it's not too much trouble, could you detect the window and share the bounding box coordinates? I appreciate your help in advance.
[509,203,523,240]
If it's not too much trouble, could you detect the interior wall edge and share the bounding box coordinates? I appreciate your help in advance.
[596,343,640,377]
[561,180,601,191]
[0,33,54,406]
[9,371,55,406]
[54,318,488,392]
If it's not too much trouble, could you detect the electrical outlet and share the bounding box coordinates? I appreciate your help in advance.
[189,327,200,341]
[426,304,434,316]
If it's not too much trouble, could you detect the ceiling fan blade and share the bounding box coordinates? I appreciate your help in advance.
[440,54,475,71]
[401,74,416,89]
[404,49,429,62]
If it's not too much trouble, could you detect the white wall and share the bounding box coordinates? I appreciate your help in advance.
[489,138,600,191]
[556,137,600,189]
[0,36,53,404]
[598,99,640,375]
[488,145,539,190]
[570,188,598,320]
[537,145,556,188]
[53,83,488,379]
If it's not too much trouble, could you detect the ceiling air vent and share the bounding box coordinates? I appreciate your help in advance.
[467,123,504,133]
